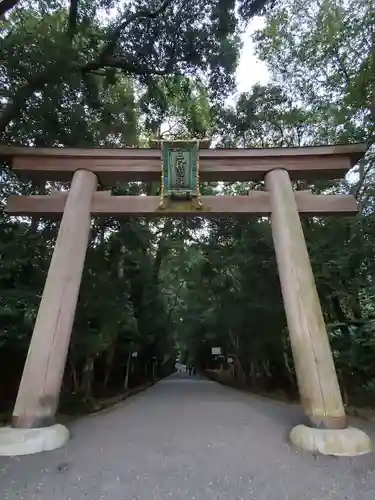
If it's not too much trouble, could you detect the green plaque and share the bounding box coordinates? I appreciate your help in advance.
[156,139,208,210]
[163,140,198,199]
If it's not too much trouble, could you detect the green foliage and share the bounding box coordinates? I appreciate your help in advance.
[0,0,260,139]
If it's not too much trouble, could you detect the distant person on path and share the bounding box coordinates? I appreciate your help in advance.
[188,364,193,376]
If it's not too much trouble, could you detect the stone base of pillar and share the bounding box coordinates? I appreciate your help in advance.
[290,424,372,456]
[0,424,69,456]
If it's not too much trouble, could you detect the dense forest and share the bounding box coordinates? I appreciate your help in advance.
[1,0,375,420]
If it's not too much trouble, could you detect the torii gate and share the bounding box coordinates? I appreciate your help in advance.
[0,142,372,457]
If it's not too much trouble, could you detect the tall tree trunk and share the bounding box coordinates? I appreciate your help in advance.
[71,361,79,393]
[228,329,246,383]
[331,296,351,336]
[337,369,349,407]
[124,349,132,391]
[30,181,46,232]
[81,355,95,400]
[349,291,362,320]
[282,333,296,394]
[249,361,256,386]
[102,343,116,393]
[153,219,173,283]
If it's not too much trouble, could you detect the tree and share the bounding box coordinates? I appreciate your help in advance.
[0,0,277,139]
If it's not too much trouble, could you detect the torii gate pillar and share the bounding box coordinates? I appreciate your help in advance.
[0,169,97,456]
[13,169,97,428]
[266,169,371,455]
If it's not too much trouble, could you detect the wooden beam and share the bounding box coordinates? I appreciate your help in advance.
[48,190,111,198]
[0,143,366,160]
[0,143,366,183]
[12,170,98,429]
[6,192,358,217]
[266,168,347,429]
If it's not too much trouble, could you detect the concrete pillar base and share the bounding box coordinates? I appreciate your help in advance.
[0,424,69,456]
[290,424,372,456]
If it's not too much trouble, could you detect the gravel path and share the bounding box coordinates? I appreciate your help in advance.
[1,373,375,500]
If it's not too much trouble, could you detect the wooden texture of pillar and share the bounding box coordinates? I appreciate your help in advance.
[12,169,97,428]
[265,169,346,429]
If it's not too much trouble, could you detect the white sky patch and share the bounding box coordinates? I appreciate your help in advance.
[236,17,270,93]
[220,16,271,109]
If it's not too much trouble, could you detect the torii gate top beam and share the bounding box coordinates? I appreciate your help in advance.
[0,143,366,184]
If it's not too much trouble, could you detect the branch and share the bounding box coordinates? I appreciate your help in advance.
[0,1,174,135]
[0,80,46,133]
[83,54,173,76]
[0,68,66,134]
[239,0,275,19]
[333,46,351,87]
[351,161,373,200]
[67,0,79,39]
[0,0,20,17]
[167,281,184,319]
[100,0,172,60]
[267,119,285,146]
[370,97,375,121]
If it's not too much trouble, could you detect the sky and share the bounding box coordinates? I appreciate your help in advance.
[234,17,270,95]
